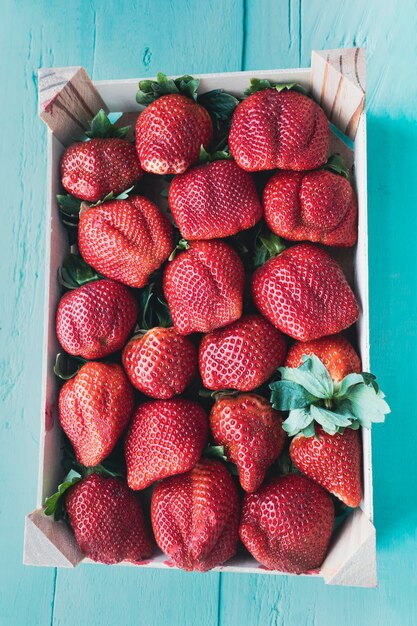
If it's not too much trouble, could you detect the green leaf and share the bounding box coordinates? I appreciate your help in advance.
[203,444,228,462]
[44,472,81,521]
[342,383,390,428]
[334,373,365,398]
[58,254,101,289]
[197,89,240,125]
[244,78,308,97]
[56,194,82,216]
[199,145,233,164]
[282,408,313,436]
[254,231,286,267]
[168,238,189,261]
[309,405,353,435]
[53,353,87,380]
[278,355,334,399]
[302,422,316,438]
[323,154,349,180]
[270,380,317,411]
[361,372,379,393]
[136,73,200,105]
[85,109,130,139]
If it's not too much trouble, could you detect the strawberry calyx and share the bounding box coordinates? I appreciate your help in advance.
[203,444,228,462]
[244,78,308,97]
[168,238,190,261]
[139,282,173,329]
[57,186,135,229]
[253,229,286,268]
[53,353,87,380]
[58,253,102,290]
[198,145,233,164]
[269,354,390,437]
[44,470,82,521]
[322,154,350,180]
[84,109,130,140]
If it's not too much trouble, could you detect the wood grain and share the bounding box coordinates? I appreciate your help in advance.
[2,0,417,624]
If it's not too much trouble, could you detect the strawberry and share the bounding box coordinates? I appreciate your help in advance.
[168,159,262,240]
[263,161,357,247]
[163,240,245,335]
[136,94,212,175]
[122,327,197,399]
[199,314,286,391]
[239,474,334,573]
[59,362,134,466]
[251,243,359,341]
[56,279,138,359]
[151,459,239,571]
[65,474,154,564]
[78,196,173,288]
[125,398,208,490]
[285,334,361,382]
[60,110,142,203]
[290,427,362,508]
[209,394,285,492]
[229,83,329,172]
[270,355,390,506]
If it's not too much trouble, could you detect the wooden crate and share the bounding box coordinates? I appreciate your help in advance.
[25,48,374,587]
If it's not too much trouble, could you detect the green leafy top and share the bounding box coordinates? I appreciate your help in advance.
[199,145,233,164]
[244,79,308,97]
[58,253,101,290]
[44,470,82,521]
[53,353,87,380]
[323,154,350,180]
[85,109,130,139]
[138,281,173,330]
[253,230,286,268]
[270,355,390,438]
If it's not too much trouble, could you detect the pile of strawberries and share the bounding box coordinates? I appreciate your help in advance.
[46,73,389,575]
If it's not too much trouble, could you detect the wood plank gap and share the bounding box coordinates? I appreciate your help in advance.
[241,0,247,70]
[49,568,58,626]
[298,0,302,65]
[217,572,223,626]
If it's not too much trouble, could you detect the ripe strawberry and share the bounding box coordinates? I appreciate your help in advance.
[229,87,329,172]
[168,160,262,240]
[122,327,197,399]
[239,474,334,573]
[209,394,285,492]
[263,167,357,247]
[56,279,138,359]
[270,354,390,507]
[199,315,286,391]
[78,196,173,288]
[252,243,359,341]
[59,362,134,466]
[125,398,208,490]
[290,427,362,508]
[136,94,212,175]
[65,474,154,564]
[61,110,142,203]
[285,334,361,382]
[151,459,239,571]
[163,240,245,335]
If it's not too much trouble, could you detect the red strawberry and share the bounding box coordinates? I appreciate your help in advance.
[136,94,212,175]
[65,474,154,564]
[163,240,245,335]
[151,459,239,571]
[122,327,197,399]
[229,88,329,172]
[239,474,334,573]
[290,427,362,508]
[125,398,208,490]
[199,314,286,391]
[285,334,361,382]
[209,394,285,492]
[263,168,357,247]
[59,362,134,466]
[78,196,173,288]
[56,279,137,359]
[251,243,359,341]
[61,133,141,203]
[168,160,262,240]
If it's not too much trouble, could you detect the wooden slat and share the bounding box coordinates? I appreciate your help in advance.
[38,67,108,145]
[311,48,365,140]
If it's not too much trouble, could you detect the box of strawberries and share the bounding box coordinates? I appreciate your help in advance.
[24,48,390,587]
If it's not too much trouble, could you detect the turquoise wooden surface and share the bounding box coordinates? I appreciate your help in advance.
[1,0,415,624]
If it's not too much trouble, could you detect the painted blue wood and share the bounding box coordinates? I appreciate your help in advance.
[1,0,416,624]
